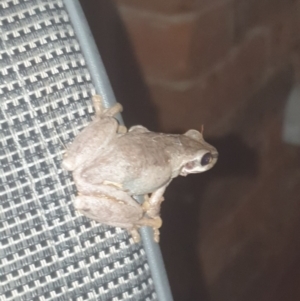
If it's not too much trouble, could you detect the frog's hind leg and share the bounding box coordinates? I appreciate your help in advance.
[92,94,123,118]
[127,216,162,243]
[135,216,162,243]
[73,183,162,243]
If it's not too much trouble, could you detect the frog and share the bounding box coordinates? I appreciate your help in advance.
[62,95,218,243]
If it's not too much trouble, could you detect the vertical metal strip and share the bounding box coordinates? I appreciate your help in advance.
[140,226,174,301]
[62,0,117,109]
[62,1,174,300]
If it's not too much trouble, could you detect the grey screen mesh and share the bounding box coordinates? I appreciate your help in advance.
[0,0,157,300]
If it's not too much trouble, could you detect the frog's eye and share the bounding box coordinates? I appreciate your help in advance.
[201,152,212,166]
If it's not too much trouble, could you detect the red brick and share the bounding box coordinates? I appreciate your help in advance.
[263,257,300,301]
[196,68,300,299]
[198,173,277,283]
[207,163,300,300]
[191,1,234,75]
[198,192,267,286]
[268,5,300,70]
[234,0,297,40]
[148,81,196,131]
[192,31,267,133]
[113,0,226,14]
[199,154,300,288]
[293,44,300,78]
[198,68,294,233]
[231,67,294,170]
[118,4,234,80]
[118,7,198,79]
[149,31,268,135]
[199,177,257,233]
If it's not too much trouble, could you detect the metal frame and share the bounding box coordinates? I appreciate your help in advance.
[62,1,174,300]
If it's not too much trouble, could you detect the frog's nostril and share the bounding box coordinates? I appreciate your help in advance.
[212,152,219,159]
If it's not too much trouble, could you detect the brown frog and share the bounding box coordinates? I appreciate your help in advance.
[62,95,218,242]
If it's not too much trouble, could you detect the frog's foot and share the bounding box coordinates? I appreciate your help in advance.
[153,227,160,243]
[149,216,162,243]
[104,103,123,117]
[92,94,123,118]
[136,216,162,243]
[129,227,141,243]
[143,196,165,218]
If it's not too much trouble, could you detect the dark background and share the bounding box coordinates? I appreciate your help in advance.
[80,1,300,300]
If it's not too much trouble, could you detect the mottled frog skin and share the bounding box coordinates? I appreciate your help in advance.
[62,95,218,242]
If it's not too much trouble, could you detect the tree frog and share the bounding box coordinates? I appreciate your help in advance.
[62,95,218,242]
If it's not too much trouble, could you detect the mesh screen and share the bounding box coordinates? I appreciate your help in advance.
[0,0,157,300]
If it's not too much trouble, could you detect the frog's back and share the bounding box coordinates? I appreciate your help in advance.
[82,131,175,194]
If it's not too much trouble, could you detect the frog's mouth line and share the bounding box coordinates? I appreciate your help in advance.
[179,155,218,176]
[180,170,188,177]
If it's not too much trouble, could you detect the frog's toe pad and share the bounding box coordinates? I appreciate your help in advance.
[129,228,141,243]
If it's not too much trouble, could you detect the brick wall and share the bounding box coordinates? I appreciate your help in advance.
[113,0,300,136]
[81,0,300,300]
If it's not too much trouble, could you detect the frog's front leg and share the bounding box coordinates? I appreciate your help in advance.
[73,184,162,242]
[142,182,171,218]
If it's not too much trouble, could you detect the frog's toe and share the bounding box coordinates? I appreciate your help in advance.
[152,216,162,229]
[153,228,160,243]
[142,199,150,212]
[129,228,141,243]
[104,103,123,117]
[92,95,104,116]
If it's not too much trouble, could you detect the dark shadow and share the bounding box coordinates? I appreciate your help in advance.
[79,0,159,131]
[208,134,259,177]
[77,2,263,300]
[75,4,262,300]
[160,134,259,301]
